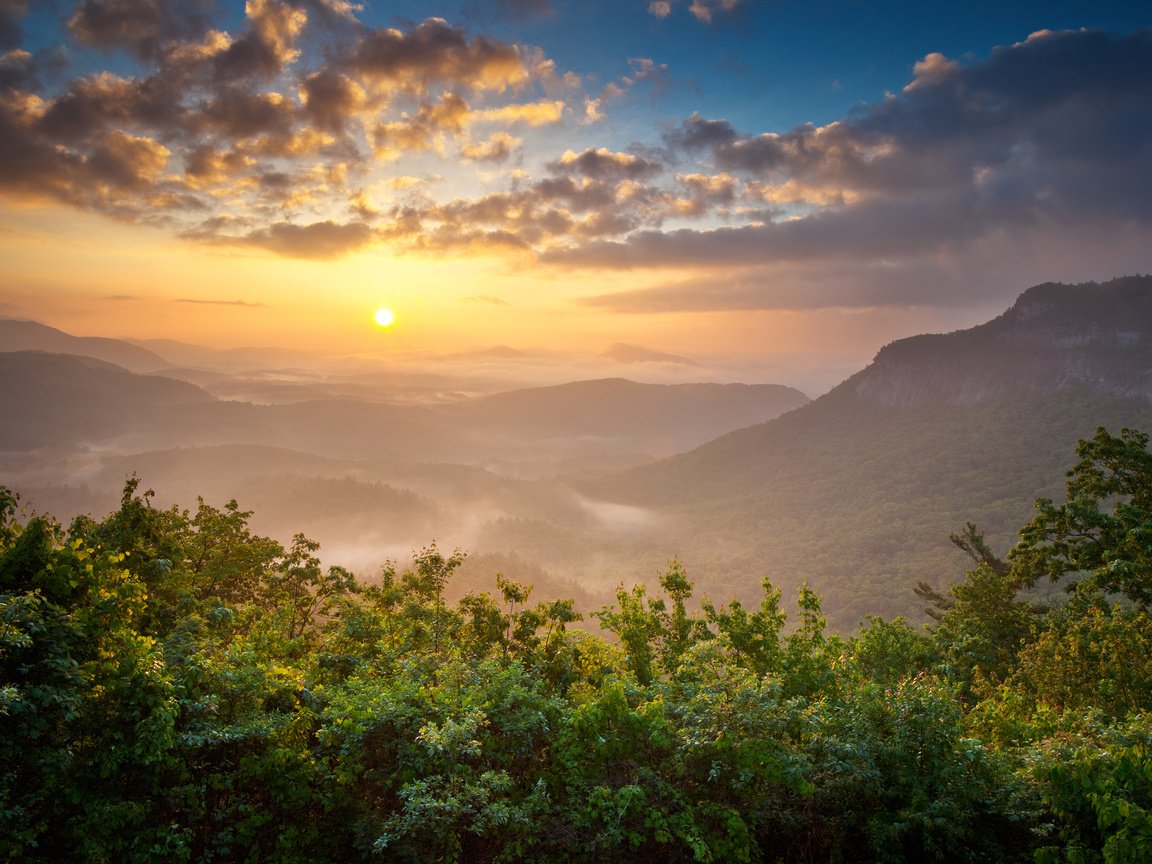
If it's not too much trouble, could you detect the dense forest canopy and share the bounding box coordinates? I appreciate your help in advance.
[3,429,1152,862]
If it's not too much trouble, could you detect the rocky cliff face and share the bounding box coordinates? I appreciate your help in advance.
[845,275,1152,407]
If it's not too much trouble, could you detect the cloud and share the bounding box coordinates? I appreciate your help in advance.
[187,219,377,259]
[672,172,738,215]
[547,147,664,180]
[0,47,32,88]
[0,0,26,51]
[688,0,740,24]
[578,267,929,313]
[580,96,604,125]
[0,5,585,254]
[459,131,521,163]
[3,7,1148,291]
[662,111,738,152]
[213,0,307,81]
[68,0,217,59]
[903,51,960,92]
[176,297,266,306]
[200,88,297,142]
[300,69,366,133]
[462,294,510,305]
[346,17,530,94]
[646,0,741,23]
[377,168,679,254]
[552,29,1152,310]
[87,129,170,189]
[600,342,699,365]
[468,99,565,126]
[372,91,471,159]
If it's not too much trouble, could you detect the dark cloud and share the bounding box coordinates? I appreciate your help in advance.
[36,71,188,142]
[673,172,738,215]
[551,190,992,269]
[663,111,738,152]
[0,95,76,201]
[0,0,26,51]
[197,220,376,259]
[68,0,217,59]
[558,28,1152,309]
[86,129,169,190]
[678,29,1152,220]
[300,69,364,133]
[375,166,681,254]
[199,88,296,140]
[578,268,939,313]
[0,47,31,88]
[4,3,1146,288]
[346,17,528,93]
[547,147,664,180]
[206,0,307,82]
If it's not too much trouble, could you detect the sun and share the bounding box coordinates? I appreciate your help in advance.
[373,307,395,328]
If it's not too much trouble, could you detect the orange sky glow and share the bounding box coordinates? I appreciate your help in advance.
[2,3,1150,394]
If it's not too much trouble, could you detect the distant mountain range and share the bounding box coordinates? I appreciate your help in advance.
[0,325,808,591]
[0,319,170,372]
[0,347,807,463]
[5,277,1152,630]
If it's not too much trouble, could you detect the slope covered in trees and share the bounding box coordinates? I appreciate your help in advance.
[3,430,1152,862]
[588,277,1152,629]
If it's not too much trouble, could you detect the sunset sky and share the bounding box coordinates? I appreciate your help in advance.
[2,0,1151,392]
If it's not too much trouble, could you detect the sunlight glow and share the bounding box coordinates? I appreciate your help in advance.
[374,307,395,328]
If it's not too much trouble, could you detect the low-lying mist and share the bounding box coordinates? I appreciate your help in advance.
[0,336,809,615]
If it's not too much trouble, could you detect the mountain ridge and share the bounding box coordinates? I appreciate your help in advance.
[0,319,171,373]
[580,276,1152,628]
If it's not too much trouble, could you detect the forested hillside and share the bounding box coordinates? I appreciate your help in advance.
[3,429,1151,863]
[589,277,1152,629]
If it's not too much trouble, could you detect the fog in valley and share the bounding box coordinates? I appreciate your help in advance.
[9,277,1152,631]
[0,318,811,615]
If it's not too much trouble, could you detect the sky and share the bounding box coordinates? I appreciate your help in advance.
[1,0,1151,394]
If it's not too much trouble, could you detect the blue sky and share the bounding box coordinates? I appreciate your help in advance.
[2,1,1152,391]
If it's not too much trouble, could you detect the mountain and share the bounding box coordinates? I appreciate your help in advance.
[0,337,810,469]
[0,319,170,372]
[586,276,1152,629]
[124,337,322,371]
[0,348,811,593]
[0,352,213,451]
[851,276,1152,406]
[447,378,809,456]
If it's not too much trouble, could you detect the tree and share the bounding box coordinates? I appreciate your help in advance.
[1011,427,1152,607]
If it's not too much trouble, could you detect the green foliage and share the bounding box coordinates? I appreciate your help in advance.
[3,428,1152,862]
[1034,718,1152,864]
[1012,427,1152,607]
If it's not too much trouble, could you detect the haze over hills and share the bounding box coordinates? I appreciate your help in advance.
[4,277,1152,629]
[0,319,171,373]
[586,275,1152,627]
[0,329,808,588]
[445,378,808,457]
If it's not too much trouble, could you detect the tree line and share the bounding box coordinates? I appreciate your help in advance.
[2,428,1151,862]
